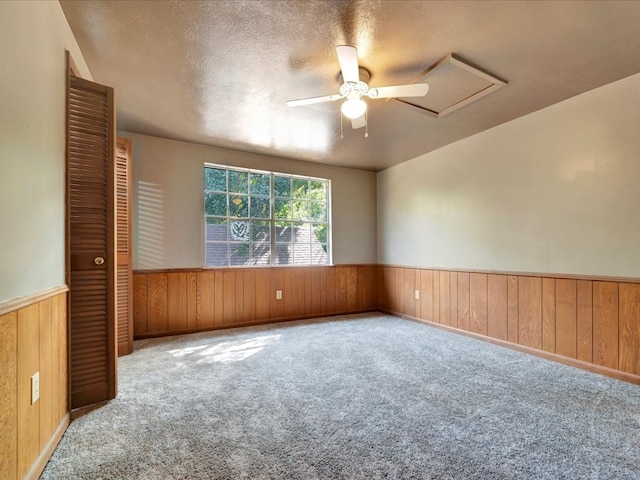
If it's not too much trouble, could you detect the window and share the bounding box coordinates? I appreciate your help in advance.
[204,165,330,267]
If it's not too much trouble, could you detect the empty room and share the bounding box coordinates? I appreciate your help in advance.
[2,1,640,479]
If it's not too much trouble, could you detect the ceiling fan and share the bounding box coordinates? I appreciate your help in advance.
[286,45,429,133]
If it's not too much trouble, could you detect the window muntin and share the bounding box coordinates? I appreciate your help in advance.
[205,165,330,267]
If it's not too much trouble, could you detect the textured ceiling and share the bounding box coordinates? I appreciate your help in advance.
[60,0,640,171]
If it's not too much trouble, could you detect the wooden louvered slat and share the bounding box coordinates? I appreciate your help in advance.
[67,74,116,409]
[116,138,133,356]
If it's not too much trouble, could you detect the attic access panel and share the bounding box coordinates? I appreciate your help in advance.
[395,53,507,118]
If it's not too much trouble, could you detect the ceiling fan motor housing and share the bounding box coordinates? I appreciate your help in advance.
[338,66,371,99]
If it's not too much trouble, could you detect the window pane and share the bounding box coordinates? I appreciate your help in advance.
[251,220,270,242]
[205,168,227,192]
[292,222,311,243]
[292,200,310,221]
[230,243,250,266]
[206,242,228,267]
[309,202,326,222]
[229,195,248,217]
[250,173,270,196]
[293,243,311,265]
[274,176,291,197]
[206,218,228,241]
[274,198,291,220]
[274,243,292,265]
[228,170,248,193]
[205,192,227,216]
[293,179,308,199]
[312,244,328,264]
[274,221,292,243]
[312,223,327,245]
[251,244,270,265]
[250,196,270,218]
[229,220,250,241]
[309,180,327,201]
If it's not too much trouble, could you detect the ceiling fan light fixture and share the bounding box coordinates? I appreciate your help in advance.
[341,97,367,119]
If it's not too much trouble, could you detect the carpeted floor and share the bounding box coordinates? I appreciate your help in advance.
[41,313,640,479]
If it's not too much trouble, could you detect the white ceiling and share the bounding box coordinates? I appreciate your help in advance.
[60,0,640,171]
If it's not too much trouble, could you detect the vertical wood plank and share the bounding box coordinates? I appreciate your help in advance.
[457,272,470,331]
[420,270,433,321]
[132,274,148,335]
[518,276,542,349]
[376,266,385,311]
[283,268,292,318]
[38,298,52,450]
[439,271,450,326]
[507,275,519,343]
[592,281,619,369]
[433,271,440,322]
[255,269,271,320]
[186,272,198,330]
[326,267,336,313]
[291,268,306,317]
[556,279,577,359]
[346,266,358,312]
[449,272,458,328]
[335,267,349,313]
[469,273,488,335]
[577,280,593,363]
[542,278,556,353]
[318,267,327,314]
[146,273,168,333]
[196,271,215,328]
[487,274,508,341]
[619,283,640,375]
[271,268,286,319]
[243,270,256,322]
[214,271,224,325]
[17,304,39,479]
[0,311,17,480]
[304,268,313,315]
[223,271,236,324]
[311,268,323,314]
[50,295,59,431]
[414,270,422,319]
[235,270,244,323]
[404,268,415,317]
[393,268,405,314]
[58,295,68,420]
[167,272,188,332]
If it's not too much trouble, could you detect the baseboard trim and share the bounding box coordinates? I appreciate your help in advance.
[134,309,376,339]
[381,309,640,386]
[24,412,70,480]
[0,285,69,316]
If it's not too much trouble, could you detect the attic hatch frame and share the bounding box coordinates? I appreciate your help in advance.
[394,53,507,118]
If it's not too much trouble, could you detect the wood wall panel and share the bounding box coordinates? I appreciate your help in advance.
[487,274,507,341]
[243,270,256,322]
[0,289,69,480]
[507,275,519,344]
[132,274,148,336]
[214,271,224,325]
[187,272,198,330]
[311,268,324,315]
[394,268,405,315]
[346,267,357,312]
[414,270,422,319]
[469,273,488,335]
[146,273,168,333]
[420,270,434,322]
[577,280,593,363]
[167,273,188,332]
[196,271,215,328]
[223,271,236,325]
[555,279,577,359]
[449,273,458,329]
[542,278,556,353]
[326,267,336,314]
[433,271,440,323]
[592,282,618,369]
[619,283,640,375]
[291,268,306,318]
[439,271,451,326]
[404,268,415,318]
[0,311,17,480]
[518,277,542,349]
[255,269,271,321]
[457,272,470,331]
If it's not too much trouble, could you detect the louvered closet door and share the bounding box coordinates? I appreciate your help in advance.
[67,74,117,408]
[116,138,133,356]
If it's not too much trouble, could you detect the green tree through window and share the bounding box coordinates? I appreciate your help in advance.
[205,165,330,267]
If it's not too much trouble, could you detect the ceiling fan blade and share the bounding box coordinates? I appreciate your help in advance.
[351,115,366,129]
[336,45,359,83]
[368,83,429,99]
[286,94,342,107]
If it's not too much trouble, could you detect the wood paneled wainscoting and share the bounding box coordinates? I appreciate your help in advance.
[133,265,377,338]
[0,287,69,480]
[377,266,640,385]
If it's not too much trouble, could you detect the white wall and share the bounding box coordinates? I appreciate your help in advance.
[377,72,640,278]
[122,132,377,269]
[0,1,92,304]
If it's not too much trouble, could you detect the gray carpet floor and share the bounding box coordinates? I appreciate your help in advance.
[41,313,640,479]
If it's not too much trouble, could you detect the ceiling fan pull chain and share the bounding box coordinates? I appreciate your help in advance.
[364,110,369,138]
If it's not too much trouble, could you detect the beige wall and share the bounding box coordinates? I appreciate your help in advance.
[121,132,377,269]
[0,1,91,304]
[377,72,640,278]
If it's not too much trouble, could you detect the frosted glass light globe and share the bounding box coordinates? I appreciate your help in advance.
[341,98,367,119]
